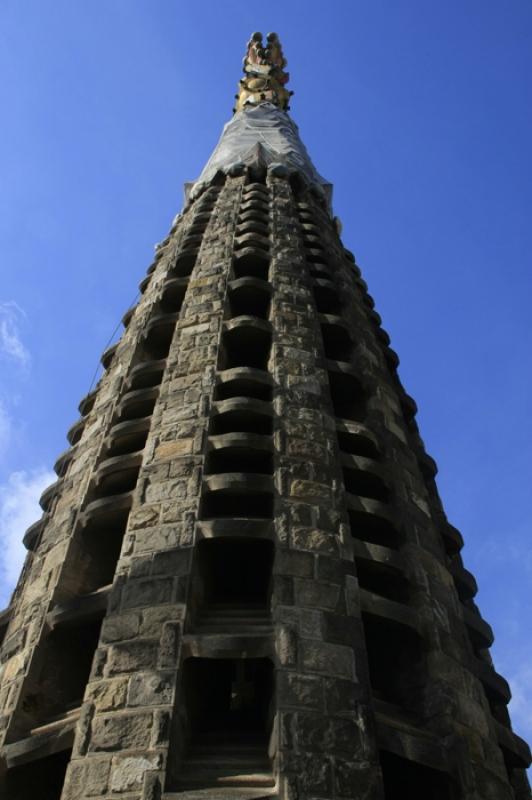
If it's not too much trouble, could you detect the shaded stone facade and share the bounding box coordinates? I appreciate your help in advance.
[0,39,530,800]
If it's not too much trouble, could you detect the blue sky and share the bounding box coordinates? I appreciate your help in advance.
[0,0,531,746]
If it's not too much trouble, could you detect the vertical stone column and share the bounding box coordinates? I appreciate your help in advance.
[59,178,242,800]
[269,174,383,800]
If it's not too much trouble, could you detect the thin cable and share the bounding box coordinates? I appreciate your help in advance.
[86,290,141,395]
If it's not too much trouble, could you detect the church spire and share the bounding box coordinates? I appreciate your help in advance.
[234,31,292,113]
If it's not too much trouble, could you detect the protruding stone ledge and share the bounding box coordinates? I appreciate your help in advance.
[375,703,450,775]
[182,633,274,660]
[39,478,63,512]
[203,474,274,495]
[212,397,274,418]
[494,719,531,769]
[23,515,48,551]
[121,304,136,328]
[352,540,405,573]
[78,387,98,416]
[47,585,111,630]
[67,417,86,445]
[470,657,511,705]
[417,450,438,480]
[117,387,159,421]
[449,561,477,600]
[216,368,273,402]
[462,605,494,649]
[441,522,464,554]
[197,519,274,541]
[208,432,273,454]
[94,452,143,491]
[101,342,118,370]
[336,419,381,457]
[107,417,151,452]
[80,491,133,529]
[2,707,80,768]
[359,589,420,634]
[54,445,77,477]
[144,312,179,343]
[127,358,167,390]
[223,316,272,335]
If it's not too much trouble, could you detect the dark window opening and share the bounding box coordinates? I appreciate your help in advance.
[128,359,165,391]
[210,410,272,436]
[206,448,273,476]
[337,430,380,459]
[227,285,271,320]
[92,461,140,498]
[380,751,454,800]
[192,538,274,619]
[219,328,271,371]
[348,510,401,549]
[233,253,270,280]
[184,657,273,742]
[214,374,273,402]
[343,467,389,502]
[64,527,125,596]
[201,490,273,519]
[143,315,177,360]
[118,390,158,422]
[363,614,425,712]
[106,420,149,457]
[160,279,187,313]
[321,323,353,362]
[328,371,367,422]
[6,749,72,800]
[16,620,102,734]
[356,560,409,604]
[172,252,197,278]
[314,285,342,314]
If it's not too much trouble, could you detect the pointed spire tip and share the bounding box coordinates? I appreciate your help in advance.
[235,31,291,114]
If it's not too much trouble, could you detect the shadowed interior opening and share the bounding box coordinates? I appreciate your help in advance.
[380,750,454,800]
[205,447,273,476]
[321,322,352,361]
[14,619,102,735]
[343,467,389,502]
[233,253,270,280]
[6,749,71,800]
[363,613,425,712]
[193,538,274,611]
[201,490,273,519]
[210,410,272,436]
[328,370,367,421]
[348,509,401,549]
[356,560,410,604]
[337,429,379,459]
[220,327,271,370]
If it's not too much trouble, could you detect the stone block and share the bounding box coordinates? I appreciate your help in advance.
[101,613,140,643]
[154,438,193,460]
[122,577,174,609]
[127,671,174,707]
[301,641,355,679]
[275,549,314,578]
[108,640,159,675]
[290,479,332,505]
[110,753,163,793]
[87,678,128,711]
[90,712,153,752]
[291,527,339,555]
[278,672,323,710]
[151,547,191,577]
[294,578,340,610]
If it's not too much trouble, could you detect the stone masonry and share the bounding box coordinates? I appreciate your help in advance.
[0,33,529,800]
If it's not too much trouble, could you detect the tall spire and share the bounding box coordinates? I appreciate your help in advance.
[187,32,331,207]
[235,31,292,113]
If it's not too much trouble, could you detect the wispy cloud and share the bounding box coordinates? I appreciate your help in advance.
[0,301,30,369]
[0,401,11,459]
[0,468,55,607]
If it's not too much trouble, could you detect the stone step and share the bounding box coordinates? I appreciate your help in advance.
[185,755,271,770]
[173,770,275,789]
[164,789,276,800]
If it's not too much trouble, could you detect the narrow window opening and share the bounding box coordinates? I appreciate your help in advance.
[356,560,409,604]
[343,466,389,502]
[206,448,273,476]
[201,490,273,519]
[214,374,273,402]
[227,285,271,320]
[64,527,125,596]
[321,323,353,361]
[172,252,197,278]
[314,285,342,314]
[233,253,270,280]
[16,619,102,734]
[106,420,150,456]
[210,410,272,436]
[348,509,401,549]
[219,328,271,371]
[328,371,367,422]
[337,430,379,459]
[363,614,425,712]
[380,750,454,800]
[160,279,187,313]
[6,749,72,800]
[118,389,158,422]
[192,539,273,625]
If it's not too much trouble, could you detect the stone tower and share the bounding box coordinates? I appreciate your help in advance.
[0,32,529,800]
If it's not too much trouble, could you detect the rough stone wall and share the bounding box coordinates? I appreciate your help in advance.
[0,169,528,800]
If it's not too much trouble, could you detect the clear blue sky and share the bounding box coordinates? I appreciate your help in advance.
[0,0,531,745]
